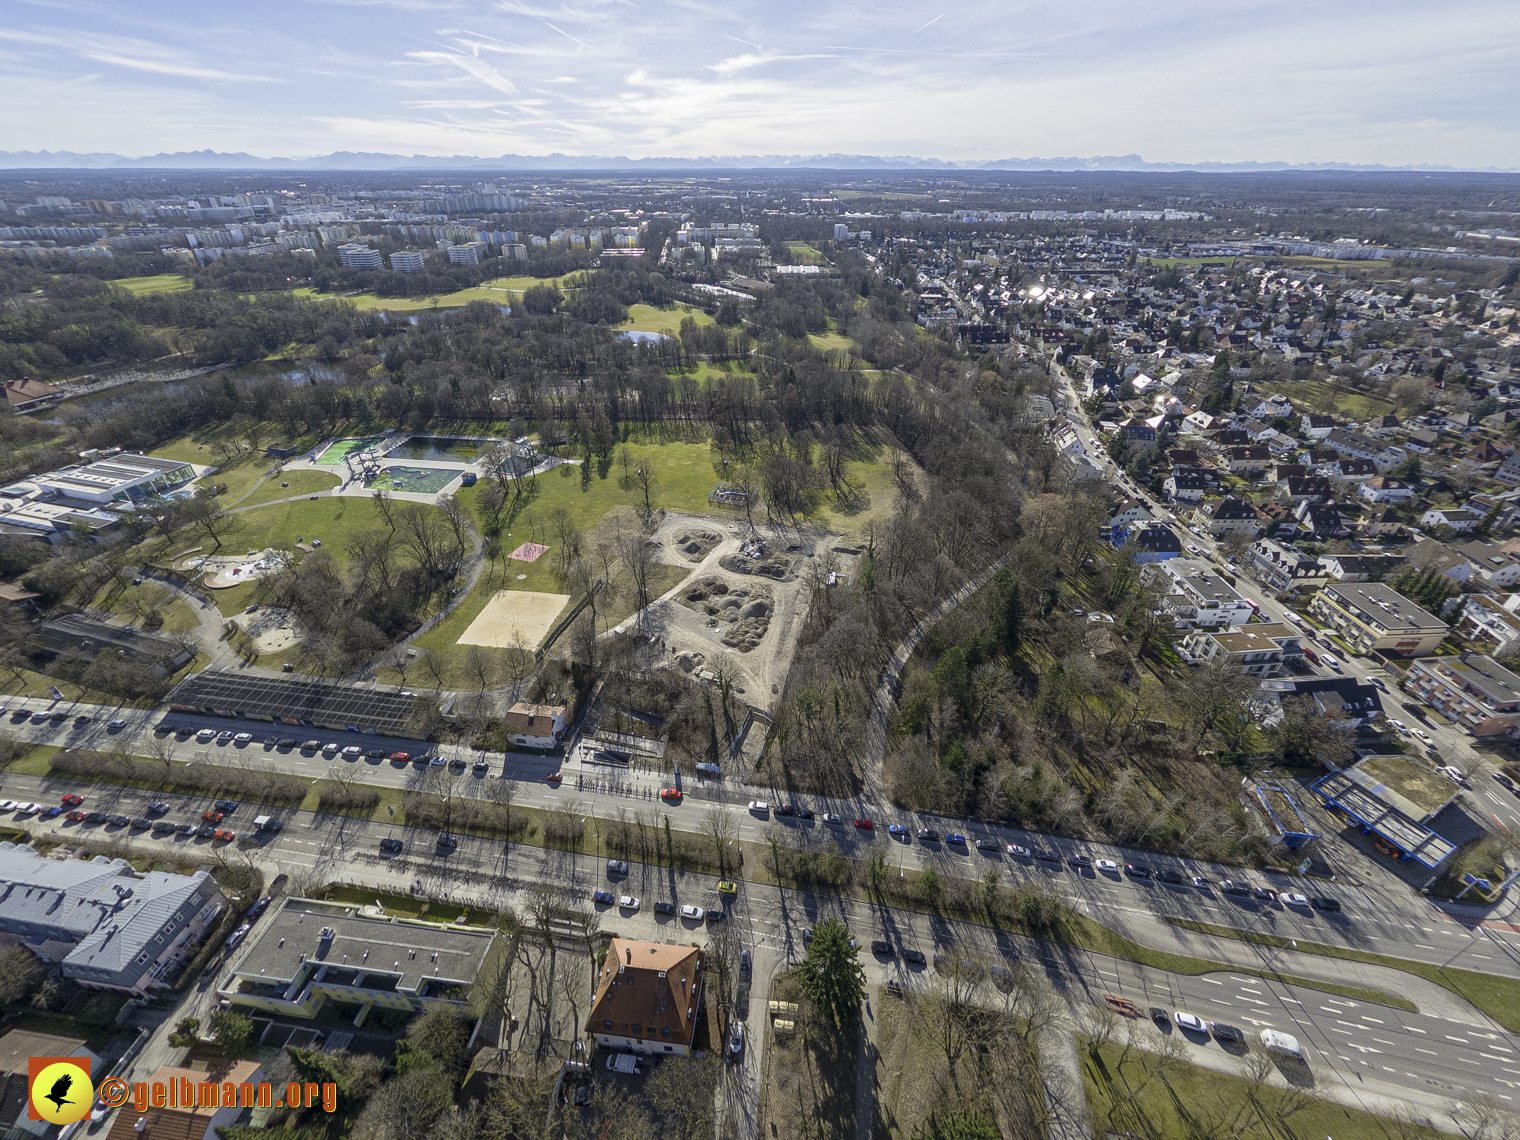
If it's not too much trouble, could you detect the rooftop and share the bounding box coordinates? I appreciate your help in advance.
[1320,582,1445,632]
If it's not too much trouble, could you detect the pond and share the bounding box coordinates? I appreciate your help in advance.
[617,330,673,345]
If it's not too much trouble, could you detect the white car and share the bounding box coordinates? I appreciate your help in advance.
[1414,728,1432,743]
[12,802,38,815]
[618,895,640,911]
[680,904,705,920]
[1438,766,1467,785]
[196,728,216,741]
[1174,1012,1207,1033]
[748,800,769,815]
[233,732,253,743]
[1186,544,1200,555]
[342,745,363,756]
[321,741,341,753]
[1282,612,1303,625]
[1095,859,1119,872]
[0,800,15,811]
[1280,892,1311,908]
[107,718,127,729]
[606,859,629,875]
[1388,718,1406,732]
[1319,653,1341,672]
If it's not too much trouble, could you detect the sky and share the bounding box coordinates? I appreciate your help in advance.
[1,0,1518,168]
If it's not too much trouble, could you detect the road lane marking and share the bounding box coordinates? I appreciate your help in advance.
[1361,1016,1384,1024]
[1449,1035,1472,1043]
[1415,1048,1440,1056]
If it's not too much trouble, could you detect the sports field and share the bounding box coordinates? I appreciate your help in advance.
[458,590,570,649]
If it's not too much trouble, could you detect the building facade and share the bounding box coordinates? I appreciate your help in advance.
[1306,582,1447,656]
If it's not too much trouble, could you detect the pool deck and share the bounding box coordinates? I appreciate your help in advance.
[283,437,563,505]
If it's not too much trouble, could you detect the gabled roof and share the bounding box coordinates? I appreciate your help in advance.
[590,939,704,1043]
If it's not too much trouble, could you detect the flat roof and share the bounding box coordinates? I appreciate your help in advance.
[1313,768,1457,869]
[1320,581,1445,633]
[231,898,495,993]
[168,671,422,737]
[1417,655,1520,708]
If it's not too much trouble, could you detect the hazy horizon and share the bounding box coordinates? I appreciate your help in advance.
[1,0,1516,170]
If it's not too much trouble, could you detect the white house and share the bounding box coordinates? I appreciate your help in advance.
[502,702,568,749]
[1358,477,1414,504]
[1421,508,1481,533]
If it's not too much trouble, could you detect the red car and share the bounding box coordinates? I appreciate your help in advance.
[546,771,563,783]
[60,794,84,806]
[853,818,874,831]
[202,810,224,823]
[65,810,87,822]
[389,752,411,762]
[660,788,682,802]
[213,829,236,842]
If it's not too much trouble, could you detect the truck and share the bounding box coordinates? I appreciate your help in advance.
[253,815,281,834]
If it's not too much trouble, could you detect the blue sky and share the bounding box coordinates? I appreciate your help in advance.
[1,0,1517,166]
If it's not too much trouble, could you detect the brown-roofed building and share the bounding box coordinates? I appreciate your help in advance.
[2,379,62,414]
[0,582,40,607]
[101,1061,262,1140]
[589,938,704,1057]
[0,1030,99,1140]
[502,702,567,749]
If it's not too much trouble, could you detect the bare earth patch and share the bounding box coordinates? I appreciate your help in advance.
[458,590,570,649]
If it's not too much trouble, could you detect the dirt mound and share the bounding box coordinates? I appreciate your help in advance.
[673,529,723,561]
[719,552,793,580]
[677,577,774,652]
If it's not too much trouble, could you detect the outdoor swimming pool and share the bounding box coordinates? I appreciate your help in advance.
[392,435,494,462]
[316,436,385,465]
[365,464,463,494]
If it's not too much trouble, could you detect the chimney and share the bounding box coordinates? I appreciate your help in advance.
[626,948,632,964]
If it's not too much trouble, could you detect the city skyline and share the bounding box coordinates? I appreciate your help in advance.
[0,0,1517,169]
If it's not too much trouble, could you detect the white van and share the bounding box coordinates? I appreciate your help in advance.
[605,1053,640,1074]
[1260,1030,1304,1059]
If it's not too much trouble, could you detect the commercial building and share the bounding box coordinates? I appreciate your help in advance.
[4,452,195,506]
[389,251,427,273]
[1307,582,1447,656]
[1177,622,1302,677]
[1403,653,1520,735]
[1147,558,1254,628]
[220,898,497,1022]
[337,243,383,270]
[0,846,223,993]
[589,938,704,1058]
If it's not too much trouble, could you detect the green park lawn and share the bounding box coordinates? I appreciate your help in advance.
[614,304,714,335]
[287,271,593,313]
[786,242,826,264]
[110,274,193,295]
[234,468,341,508]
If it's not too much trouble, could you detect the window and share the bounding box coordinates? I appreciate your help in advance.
[664,1045,673,1052]
[661,1028,670,1038]
[602,1020,612,1030]
[631,1024,641,1035]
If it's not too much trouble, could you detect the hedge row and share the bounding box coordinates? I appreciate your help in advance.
[49,749,309,804]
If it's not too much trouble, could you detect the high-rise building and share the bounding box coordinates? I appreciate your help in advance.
[834,223,849,240]
[446,241,488,265]
[389,250,427,274]
[337,243,382,270]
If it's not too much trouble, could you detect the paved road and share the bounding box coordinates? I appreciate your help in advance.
[8,774,1513,1120]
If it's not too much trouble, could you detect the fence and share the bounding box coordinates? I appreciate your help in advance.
[535,579,603,665]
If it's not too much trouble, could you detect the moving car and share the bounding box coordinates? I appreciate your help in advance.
[748,800,769,815]
[888,824,909,838]
[60,793,85,806]
[945,833,966,845]
[660,788,683,802]
[607,860,629,875]
[1220,880,1252,896]
[435,833,458,850]
[680,905,705,920]
[379,837,404,853]
[871,939,895,957]
[1311,896,1342,912]
[65,810,87,822]
[214,799,238,812]
[902,949,927,966]
[1155,869,1184,884]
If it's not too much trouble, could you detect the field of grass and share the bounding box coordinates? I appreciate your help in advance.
[1260,378,1394,420]
[809,330,856,354]
[1165,917,1520,1032]
[667,361,751,386]
[288,271,593,313]
[111,274,193,295]
[1082,1038,1444,1140]
[614,304,713,335]
[786,242,826,265]
[236,467,340,508]
[87,580,200,635]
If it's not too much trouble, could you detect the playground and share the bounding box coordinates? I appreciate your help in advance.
[457,590,570,649]
[184,548,292,589]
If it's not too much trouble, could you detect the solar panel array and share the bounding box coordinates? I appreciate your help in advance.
[168,671,421,737]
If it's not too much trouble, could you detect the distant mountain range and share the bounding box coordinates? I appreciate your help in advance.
[0,149,1509,174]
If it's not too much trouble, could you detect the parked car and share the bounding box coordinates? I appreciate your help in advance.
[653,901,676,915]
[660,788,683,802]
[1311,896,1342,912]
[1281,892,1311,908]
[680,905,705,920]
[65,810,87,822]
[213,829,236,842]
[1175,1012,1207,1033]
[1210,1022,1245,1044]
[1124,863,1151,879]
[593,890,615,905]
[1069,854,1092,867]
[152,821,176,834]
[871,939,895,957]
[607,859,629,875]
[853,818,874,831]
[822,814,844,825]
[1095,858,1118,872]
[130,817,152,830]
[1155,869,1184,884]
[727,1021,744,1061]
[214,799,238,812]
[60,793,84,806]
[747,800,769,815]
[617,895,640,911]
[1220,880,1252,897]
[917,827,939,841]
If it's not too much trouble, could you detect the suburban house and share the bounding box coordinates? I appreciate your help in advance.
[1194,496,1262,538]
[219,897,497,1021]
[1403,654,1520,737]
[1107,498,1155,532]
[1247,538,1329,593]
[1494,451,1520,486]
[1420,508,1481,534]
[589,938,705,1058]
[1147,558,1255,629]
[1225,446,1271,475]
[1293,500,1345,539]
[0,848,223,993]
[1325,428,1403,471]
[1403,429,1441,454]
[1357,504,1408,537]
[1328,458,1379,482]
[1457,594,1520,655]
[1278,476,1332,504]
[1359,477,1414,504]
[1248,396,1294,419]
[1252,676,1384,728]
[1163,469,1213,503]
[1300,414,1336,439]
[1318,553,1407,583]
[1307,582,1448,656]
[1269,463,1308,483]
[1177,622,1303,677]
[1112,522,1182,562]
[1454,540,1520,588]
[502,702,568,750]
[1406,539,1472,584]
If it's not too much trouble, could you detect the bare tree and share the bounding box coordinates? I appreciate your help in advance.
[702,807,739,877]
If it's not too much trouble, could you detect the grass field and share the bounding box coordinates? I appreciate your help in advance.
[614,303,714,335]
[236,468,340,508]
[87,580,200,635]
[1082,1038,1444,1140]
[1261,378,1395,420]
[289,271,592,313]
[786,242,826,265]
[808,330,855,354]
[111,274,193,295]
